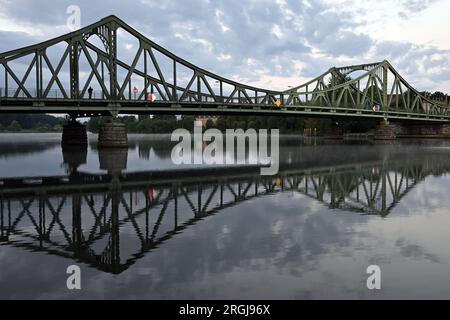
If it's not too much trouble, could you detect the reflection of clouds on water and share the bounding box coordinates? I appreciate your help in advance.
[396,240,440,263]
[3,183,448,299]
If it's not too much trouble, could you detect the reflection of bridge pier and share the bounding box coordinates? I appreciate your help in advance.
[108,176,122,273]
[98,147,128,174]
[0,199,10,242]
[62,145,88,175]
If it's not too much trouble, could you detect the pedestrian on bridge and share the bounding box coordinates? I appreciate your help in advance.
[88,86,93,99]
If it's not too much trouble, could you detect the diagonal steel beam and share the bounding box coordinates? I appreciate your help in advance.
[79,41,110,98]
[42,49,70,98]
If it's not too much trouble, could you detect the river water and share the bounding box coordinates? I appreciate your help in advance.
[1,133,450,299]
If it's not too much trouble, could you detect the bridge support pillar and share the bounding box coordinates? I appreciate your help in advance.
[62,120,87,146]
[440,124,450,138]
[396,124,443,138]
[374,121,396,140]
[323,124,343,140]
[98,121,128,148]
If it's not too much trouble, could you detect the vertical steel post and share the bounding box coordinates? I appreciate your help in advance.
[4,67,8,97]
[69,40,79,99]
[144,49,148,101]
[35,50,40,98]
[108,22,118,100]
[382,64,388,110]
[101,60,105,99]
[173,60,177,101]
[173,185,178,229]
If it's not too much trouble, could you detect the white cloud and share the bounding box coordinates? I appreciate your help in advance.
[271,24,284,39]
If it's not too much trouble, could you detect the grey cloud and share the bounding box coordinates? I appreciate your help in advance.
[397,0,439,19]
[319,31,374,57]
[402,0,437,13]
[0,31,39,53]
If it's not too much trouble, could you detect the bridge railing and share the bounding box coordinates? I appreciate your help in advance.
[0,87,221,103]
[0,88,73,100]
[0,87,166,101]
[1,85,449,117]
[0,87,271,105]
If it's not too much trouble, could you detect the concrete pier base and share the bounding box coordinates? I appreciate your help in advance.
[61,121,87,146]
[323,125,343,140]
[440,124,450,138]
[98,121,128,148]
[396,124,442,139]
[374,121,396,140]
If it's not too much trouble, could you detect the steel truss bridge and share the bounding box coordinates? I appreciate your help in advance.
[0,156,448,274]
[0,15,449,122]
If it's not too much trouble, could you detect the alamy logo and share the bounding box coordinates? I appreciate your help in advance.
[66,5,81,31]
[171,125,280,175]
[366,265,381,290]
[66,265,81,290]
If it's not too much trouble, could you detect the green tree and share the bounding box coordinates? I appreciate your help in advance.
[35,122,51,132]
[180,116,195,132]
[87,116,111,133]
[205,119,215,130]
[136,118,154,133]
[247,120,257,130]
[216,117,227,132]
[7,120,22,132]
[123,116,138,132]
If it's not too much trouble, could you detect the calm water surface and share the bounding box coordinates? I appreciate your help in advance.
[1,133,450,299]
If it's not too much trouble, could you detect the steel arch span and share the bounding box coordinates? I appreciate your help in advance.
[0,15,449,122]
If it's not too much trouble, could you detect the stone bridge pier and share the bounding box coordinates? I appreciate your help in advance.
[374,121,450,140]
[374,121,397,140]
[61,115,128,148]
[98,120,128,148]
[323,122,344,140]
[62,119,88,146]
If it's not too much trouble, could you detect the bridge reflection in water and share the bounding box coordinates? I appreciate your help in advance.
[0,145,449,274]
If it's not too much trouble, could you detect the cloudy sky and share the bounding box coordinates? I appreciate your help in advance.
[0,0,449,92]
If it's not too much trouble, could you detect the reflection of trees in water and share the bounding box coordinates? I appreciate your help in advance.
[89,139,137,152]
[0,141,60,158]
[132,135,450,167]
[135,138,177,160]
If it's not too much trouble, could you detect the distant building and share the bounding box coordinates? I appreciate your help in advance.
[195,116,218,127]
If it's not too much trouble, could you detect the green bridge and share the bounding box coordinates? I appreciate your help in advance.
[0,15,448,123]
